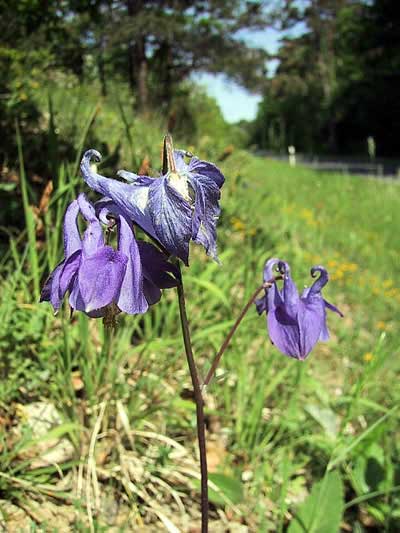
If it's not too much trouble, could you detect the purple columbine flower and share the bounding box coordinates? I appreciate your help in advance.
[40,193,178,317]
[80,142,224,265]
[256,258,343,360]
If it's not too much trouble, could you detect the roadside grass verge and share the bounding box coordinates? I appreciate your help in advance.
[0,122,399,530]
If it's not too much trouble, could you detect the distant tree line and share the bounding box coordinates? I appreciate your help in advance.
[251,0,400,157]
[0,1,271,142]
[2,0,292,178]
[1,0,398,168]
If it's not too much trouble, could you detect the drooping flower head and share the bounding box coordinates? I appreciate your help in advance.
[256,258,343,360]
[40,193,178,317]
[80,135,225,265]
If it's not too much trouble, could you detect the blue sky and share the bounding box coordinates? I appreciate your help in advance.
[193,28,281,123]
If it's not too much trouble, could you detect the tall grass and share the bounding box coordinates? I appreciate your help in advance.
[0,89,399,530]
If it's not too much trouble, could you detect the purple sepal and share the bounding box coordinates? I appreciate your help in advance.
[138,241,179,289]
[63,199,81,256]
[41,199,82,311]
[40,262,64,310]
[137,242,179,305]
[176,150,223,261]
[41,194,163,317]
[117,215,148,315]
[59,250,82,298]
[255,296,267,315]
[175,151,225,188]
[78,246,128,313]
[188,173,221,261]
[80,148,225,264]
[257,260,342,360]
[80,150,157,240]
[142,280,162,305]
[148,176,193,265]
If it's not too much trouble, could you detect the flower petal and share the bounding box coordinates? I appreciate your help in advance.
[40,262,64,310]
[263,258,281,282]
[188,173,221,261]
[77,193,98,222]
[69,277,84,311]
[308,265,329,296]
[268,304,302,359]
[59,250,82,298]
[188,156,225,188]
[258,258,283,315]
[78,246,127,313]
[142,279,162,306]
[148,175,193,265]
[324,298,344,317]
[63,200,81,256]
[138,241,179,289]
[117,170,154,186]
[298,299,326,359]
[255,296,267,315]
[80,150,156,239]
[279,262,299,321]
[319,314,330,341]
[77,194,105,257]
[116,216,148,315]
[267,281,284,314]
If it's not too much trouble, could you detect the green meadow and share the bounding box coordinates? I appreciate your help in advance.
[1,90,399,531]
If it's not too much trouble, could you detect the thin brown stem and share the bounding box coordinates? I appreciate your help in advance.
[203,278,279,389]
[176,266,208,532]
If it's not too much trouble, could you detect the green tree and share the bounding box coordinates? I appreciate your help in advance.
[252,0,400,157]
[82,0,271,112]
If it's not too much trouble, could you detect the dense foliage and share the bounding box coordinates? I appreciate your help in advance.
[0,1,270,174]
[0,101,399,527]
[251,0,400,156]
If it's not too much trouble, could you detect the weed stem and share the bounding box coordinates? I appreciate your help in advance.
[176,265,208,532]
[203,278,278,389]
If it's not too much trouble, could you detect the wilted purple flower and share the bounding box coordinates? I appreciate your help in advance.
[80,141,224,265]
[256,258,343,360]
[40,193,178,317]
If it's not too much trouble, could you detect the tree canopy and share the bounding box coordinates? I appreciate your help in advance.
[251,0,400,157]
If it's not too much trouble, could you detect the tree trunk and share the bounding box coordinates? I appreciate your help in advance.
[127,0,148,113]
[98,34,107,97]
[136,37,148,112]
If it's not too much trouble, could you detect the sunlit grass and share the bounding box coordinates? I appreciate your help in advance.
[0,107,399,530]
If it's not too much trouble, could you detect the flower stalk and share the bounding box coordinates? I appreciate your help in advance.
[203,278,278,389]
[176,266,209,532]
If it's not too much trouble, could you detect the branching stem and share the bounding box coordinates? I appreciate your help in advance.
[203,277,280,389]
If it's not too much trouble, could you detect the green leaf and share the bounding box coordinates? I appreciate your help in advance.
[209,473,243,505]
[20,423,80,452]
[0,183,17,192]
[305,404,339,439]
[288,471,344,533]
[192,473,243,507]
[328,406,398,471]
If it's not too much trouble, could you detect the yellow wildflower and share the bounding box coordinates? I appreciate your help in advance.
[342,263,358,272]
[230,217,246,232]
[300,208,313,219]
[363,352,374,362]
